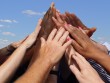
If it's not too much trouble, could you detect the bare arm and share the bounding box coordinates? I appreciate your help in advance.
[0,19,41,83]
[15,28,72,83]
[0,45,27,83]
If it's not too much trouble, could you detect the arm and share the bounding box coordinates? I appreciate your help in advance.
[0,36,26,65]
[0,45,27,83]
[0,19,41,83]
[15,28,72,83]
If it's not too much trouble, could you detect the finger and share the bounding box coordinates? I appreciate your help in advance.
[75,52,87,63]
[40,37,46,47]
[21,35,29,43]
[75,52,92,66]
[47,29,57,42]
[63,40,72,49]
[59,31,69,45]
[65,24,88,47]
[71,40,83,53]
[64,24,83,44]
[88,27,96,37]
[34,19,42,33]
[69,65,81,80]
[56,12,64,23]
[54,27,65,41]
[72,54,85,70]
[78,27,86,34]
[65,45,75,65]
[65,45,71,60]
[52,17,61,27]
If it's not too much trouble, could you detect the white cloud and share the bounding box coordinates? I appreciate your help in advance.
[22,10,45,16]
[2,32,16,37]
[0,39,12,48]
[0,19,18,23]
[0,24,4,28]
[97,37,107,44]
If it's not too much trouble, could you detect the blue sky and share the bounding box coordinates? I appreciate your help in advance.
[0,0,110,48]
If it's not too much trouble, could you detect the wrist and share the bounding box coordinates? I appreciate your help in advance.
[36,57,53,70]
[94,53,109,63]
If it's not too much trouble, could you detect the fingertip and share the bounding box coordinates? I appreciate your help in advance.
[52,16,55,19]
[69,65,73,69]
[38,18,42,25]
[53,28,57,32]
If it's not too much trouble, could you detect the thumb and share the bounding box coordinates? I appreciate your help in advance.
[86,27,96,37]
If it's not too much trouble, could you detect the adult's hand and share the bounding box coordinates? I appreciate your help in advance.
[69,52,104,83]
[64,24,106,60]
[64,24,110,73]
[52,12,96,37]
[38,27,72,65]
[21,19,42,49]
[64,12,96,37]
[15,28,72,83]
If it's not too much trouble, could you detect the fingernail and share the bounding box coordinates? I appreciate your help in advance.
[69,24,72,26]
[66,37,71,41]
[78,26,82,29]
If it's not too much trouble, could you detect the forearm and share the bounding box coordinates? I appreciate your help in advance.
[95,53,110,73]
[92,40,108,54]
[15,58,53,83]
[0,45,26,83]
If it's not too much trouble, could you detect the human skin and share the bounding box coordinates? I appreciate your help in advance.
[0,19,41,83]
[64,24,110,73]
[52,11,98,80]
[69,52,104,83]
[15,28,72,83]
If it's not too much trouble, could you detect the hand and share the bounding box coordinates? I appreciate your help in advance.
[37,28,72,65]
[11,40,25,49]
[64,24,106,60]
[52,12,66,28]
[21,19,42,49]
[79,27,108,54]
[69,52,104,83]
[64,12,96,37]
[52,12,96,37]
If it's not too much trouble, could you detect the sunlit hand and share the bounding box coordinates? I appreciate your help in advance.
[69,52,104,83]
[64,24,106,60]
[37,27,72,65]
[21,19,42,49]
[11,39,25,49]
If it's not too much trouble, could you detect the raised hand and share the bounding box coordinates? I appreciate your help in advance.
[69,52,104,83]
[38,27,72,65]
[64,24,110,73]
[21,19,42,49]
[64,24,105,59]
[64,12,96,37]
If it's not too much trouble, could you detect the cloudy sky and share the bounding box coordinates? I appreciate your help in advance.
[0,0,110,48]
